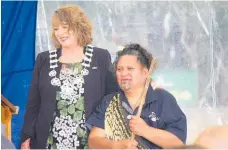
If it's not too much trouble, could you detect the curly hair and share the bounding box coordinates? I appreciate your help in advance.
[51,5,93,48]
[114,43,155,70]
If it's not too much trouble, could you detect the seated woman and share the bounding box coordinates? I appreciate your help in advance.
[87,43,187,149]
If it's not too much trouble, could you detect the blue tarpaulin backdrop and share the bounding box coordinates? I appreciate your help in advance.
[1,1,37,148]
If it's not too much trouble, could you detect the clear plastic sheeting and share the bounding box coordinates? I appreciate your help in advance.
[36,1,228,144]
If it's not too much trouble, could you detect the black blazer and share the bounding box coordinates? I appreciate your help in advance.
[20,47,118,149]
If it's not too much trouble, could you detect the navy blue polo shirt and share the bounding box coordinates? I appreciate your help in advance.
[87,85,187,149]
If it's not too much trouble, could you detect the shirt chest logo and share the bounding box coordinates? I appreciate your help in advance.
[149,112,160,122]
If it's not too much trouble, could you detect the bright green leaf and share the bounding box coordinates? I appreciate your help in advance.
[57,100,67,110]
[77,64,82,73]
[77,126,86,138]
[73,110,82,122]
[47,135,53,145]
[51,143,57,149]
[75,97,84,111]
[56,92,61,101]
[60,107,68,116]
[68,104,76,114]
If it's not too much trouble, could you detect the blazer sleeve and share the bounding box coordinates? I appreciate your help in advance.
[20,53,42,144]
[103,50,119,95]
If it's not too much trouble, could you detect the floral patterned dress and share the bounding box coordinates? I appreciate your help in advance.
[46,63,88,149]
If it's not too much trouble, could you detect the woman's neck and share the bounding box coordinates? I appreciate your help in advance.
[125,86,145,111]
[60,46,84,63]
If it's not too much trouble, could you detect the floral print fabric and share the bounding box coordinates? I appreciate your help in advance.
[47,63,88,149]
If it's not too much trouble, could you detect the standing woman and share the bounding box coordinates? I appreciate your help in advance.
[20,5,118,149]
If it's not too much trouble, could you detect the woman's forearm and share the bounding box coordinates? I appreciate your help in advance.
[142,126,184,148]
[88,136,116,149]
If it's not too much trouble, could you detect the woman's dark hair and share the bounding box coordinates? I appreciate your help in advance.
[114,43,154,70]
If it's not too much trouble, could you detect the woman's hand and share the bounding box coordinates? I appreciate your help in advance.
[129,116,150,137]
[21,138,31,149]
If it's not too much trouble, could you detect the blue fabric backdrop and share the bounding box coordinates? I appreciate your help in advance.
[1,1,37,148]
